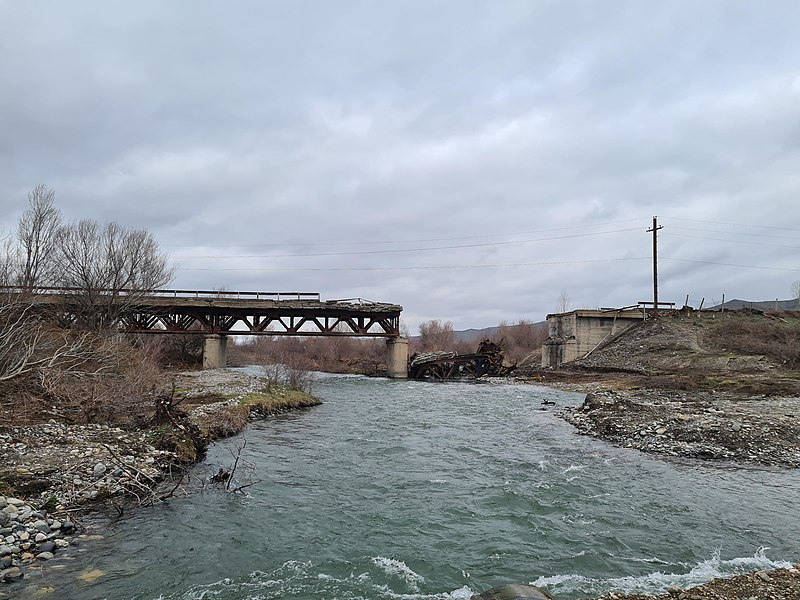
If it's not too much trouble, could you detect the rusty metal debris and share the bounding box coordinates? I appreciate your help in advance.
[408,339,516,380]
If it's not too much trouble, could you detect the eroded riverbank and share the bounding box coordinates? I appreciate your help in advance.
[0,367,319,586]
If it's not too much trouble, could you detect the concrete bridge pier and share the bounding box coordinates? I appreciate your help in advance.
[203,334,228,369]
[386,337,409,378]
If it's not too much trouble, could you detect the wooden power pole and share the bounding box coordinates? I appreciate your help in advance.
[647,216,663,318]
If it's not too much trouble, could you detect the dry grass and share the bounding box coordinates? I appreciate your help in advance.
[704,315,800,368]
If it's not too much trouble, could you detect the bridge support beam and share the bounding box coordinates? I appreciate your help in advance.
[386,337,409,379]
[203,334,228,369]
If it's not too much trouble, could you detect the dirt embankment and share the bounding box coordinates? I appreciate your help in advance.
[520,310,800,469]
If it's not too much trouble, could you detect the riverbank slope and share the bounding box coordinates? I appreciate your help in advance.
[0,367,319,584]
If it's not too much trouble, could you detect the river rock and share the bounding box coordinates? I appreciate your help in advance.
[471,584,554,599]
[32,520,49,534]
[0,513,8,528]
[34,533,47,543]
[0,566,23,582]
[60,521,75,534]
[35,551,54,561]
[0,557,10,570]
[93,462,107,477]
[4,499,23,508]
[0,498,6,509]
[37,541,56,554]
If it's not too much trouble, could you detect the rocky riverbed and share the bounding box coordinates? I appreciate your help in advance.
[0,367,319,587]
[559,388,800,468]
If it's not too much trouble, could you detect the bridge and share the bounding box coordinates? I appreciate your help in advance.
[4,287,409,377]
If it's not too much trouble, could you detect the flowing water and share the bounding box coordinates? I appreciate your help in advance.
[26,372,800,599]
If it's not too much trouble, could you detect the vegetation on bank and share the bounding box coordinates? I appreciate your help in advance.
[230,318,548,375]
[190,387,321,445]
[0,187,320,479]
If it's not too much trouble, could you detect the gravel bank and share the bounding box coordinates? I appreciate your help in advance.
[560,389,800,468]
[0,367,319,586]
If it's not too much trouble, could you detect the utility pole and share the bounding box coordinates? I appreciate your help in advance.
[647,216,663,318]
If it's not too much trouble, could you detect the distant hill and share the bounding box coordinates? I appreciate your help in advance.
[452,326,501,342]
[709,298,800,311]
[411,322,546,343]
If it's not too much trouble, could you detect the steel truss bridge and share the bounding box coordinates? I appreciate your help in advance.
[6,287,403,338]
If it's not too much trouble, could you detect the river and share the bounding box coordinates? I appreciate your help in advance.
[30,372,800,599]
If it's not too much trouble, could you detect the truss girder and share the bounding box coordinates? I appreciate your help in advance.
[115,305,401,337]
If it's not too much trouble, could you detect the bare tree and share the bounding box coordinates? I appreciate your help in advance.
[556,290,572,313]
[0,234,16,287]
[0,301,114,384]
[418,319,456,351]
[16,184,62,288]
[792,281,800,308]
[54,219,174,327]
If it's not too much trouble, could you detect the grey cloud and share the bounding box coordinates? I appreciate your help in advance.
[2,1,800,331]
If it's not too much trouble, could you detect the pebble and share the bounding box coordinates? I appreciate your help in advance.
[0,496,77,584]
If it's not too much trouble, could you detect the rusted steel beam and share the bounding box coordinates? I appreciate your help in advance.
[14,287,402,338]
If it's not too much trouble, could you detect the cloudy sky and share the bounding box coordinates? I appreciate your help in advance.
[2,1,799,331]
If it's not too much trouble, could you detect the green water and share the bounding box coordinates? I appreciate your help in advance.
[20,373,800,599]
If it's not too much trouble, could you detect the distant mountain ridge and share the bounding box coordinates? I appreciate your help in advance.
[411,322,547,343]
[709,298,800,311]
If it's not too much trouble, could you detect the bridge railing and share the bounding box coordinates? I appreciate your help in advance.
[0,285,321,302]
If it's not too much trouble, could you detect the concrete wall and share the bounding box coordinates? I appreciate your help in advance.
[542,309,645,367]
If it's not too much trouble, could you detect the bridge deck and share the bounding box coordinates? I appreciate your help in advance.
[5,287,403,338]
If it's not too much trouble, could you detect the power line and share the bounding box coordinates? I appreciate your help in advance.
[669,232,800,250]
[174,257,649,272]
[662,215,800,232]
[662,257,800,273]
[160,218,645,248]
[171,227,642,259]
[669,226,799,241]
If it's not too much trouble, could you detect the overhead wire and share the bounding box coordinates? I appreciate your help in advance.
[668,226,800,241]
[669,232,800,250]
[171,227,642,259]
[662,257,800,273]
[161,218,645,248]
[662,215,800,232]
[176,257,650,272]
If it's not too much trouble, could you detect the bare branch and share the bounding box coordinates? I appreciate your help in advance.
[16,184,62,288]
